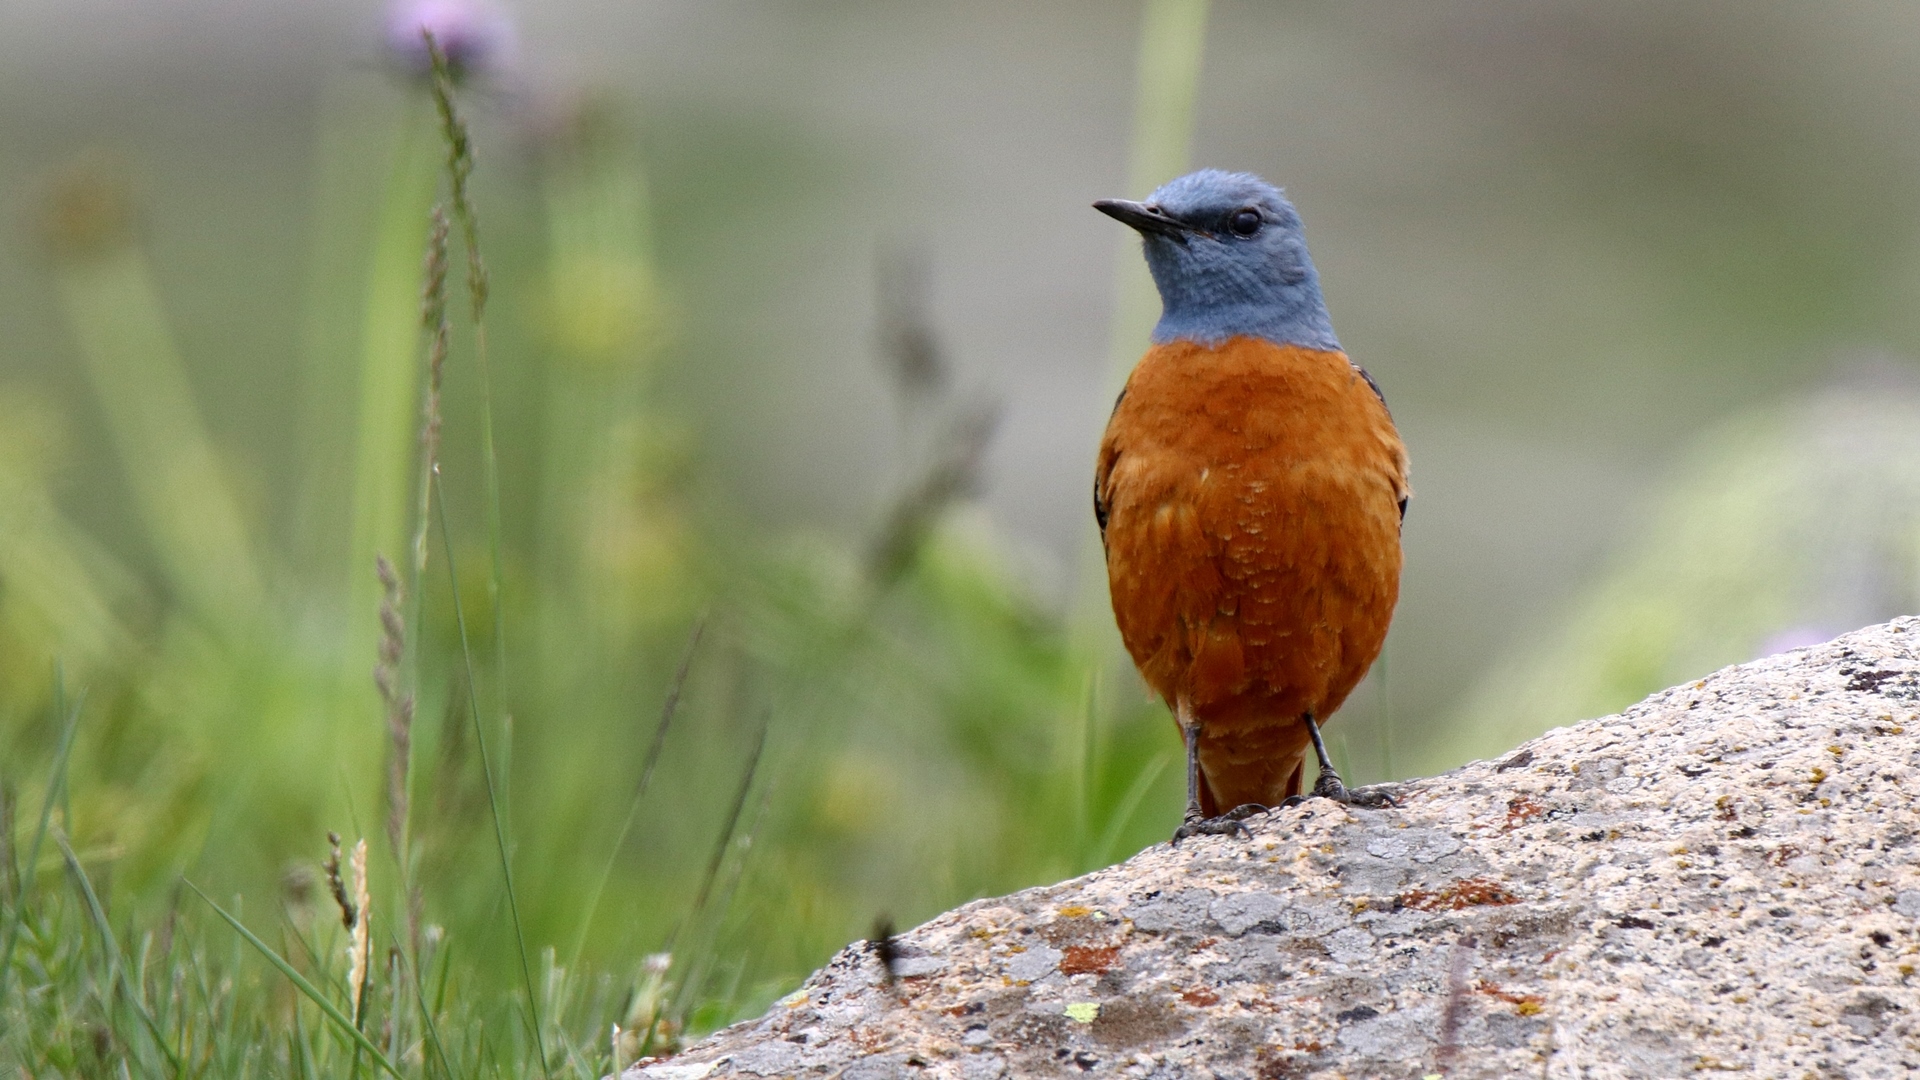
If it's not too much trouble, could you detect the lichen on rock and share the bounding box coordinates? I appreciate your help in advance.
[629,618,1920,1079]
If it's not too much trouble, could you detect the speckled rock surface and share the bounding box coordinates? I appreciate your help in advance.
[630,619,1920,1079]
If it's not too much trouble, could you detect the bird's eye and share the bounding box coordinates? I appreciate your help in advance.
[1229,209,1262,236]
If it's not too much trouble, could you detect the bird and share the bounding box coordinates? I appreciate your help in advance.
[1092,169,1409,842]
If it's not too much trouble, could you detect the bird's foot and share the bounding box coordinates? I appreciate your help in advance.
[1170,803,1267,845]
[1280,773,1400,810]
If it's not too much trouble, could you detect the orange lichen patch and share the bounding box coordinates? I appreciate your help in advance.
[1504,795,1547,830]
[1476,980,1545,1013]
[1180,986,1220,1007]
[1290,1039,1324,1053]
[1055,905,1094,918]
[1059,945,1121,976]
[1765,845,1800,867]
[1396,878,1521,911]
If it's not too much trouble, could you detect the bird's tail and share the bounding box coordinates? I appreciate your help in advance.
[1195,712,1313,813]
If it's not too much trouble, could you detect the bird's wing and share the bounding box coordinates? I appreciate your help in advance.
[1349,359,1409,523]
[1352,362,1389,412]
[1093,469,1110,545]
[1093,384,1129,550]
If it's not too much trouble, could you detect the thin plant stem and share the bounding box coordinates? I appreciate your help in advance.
[567,615,707,971]
[393,931,455,1080]
[685,714,769,933]
[653,713,769,1037]
[411,208,451,597]
[1091,751,1171,868]
[433,474,548,1076]
[374,554,419,957]
[424,30,513,843]
[678,767,774,1018]
[380,205,451,968]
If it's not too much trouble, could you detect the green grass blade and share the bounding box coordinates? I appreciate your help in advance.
[474,322,510,838]
[1091,751,1172,868]
[434,478,548,1075]
[686,714,769,927]
[0,683,84,1003]
[676,763,774,1021]
[184,880,404,1079]
[658,713,770,1029]
[293,1002,315,1080]
[57,832,184,1076]
[394,931,455,1080]
[566,615,706,971]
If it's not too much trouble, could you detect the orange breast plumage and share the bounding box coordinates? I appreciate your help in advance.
[1095,336,1409,811]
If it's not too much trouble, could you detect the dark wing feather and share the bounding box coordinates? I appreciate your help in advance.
[1350,361,1389,414]
[1094,384,1128,549]
[1094,471,1110,541]
[1348,360,1406,523]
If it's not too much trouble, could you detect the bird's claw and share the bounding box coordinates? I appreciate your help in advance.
[1310,771,1399,808]
[1170,803,1268,845]
[1344,785,1400,808]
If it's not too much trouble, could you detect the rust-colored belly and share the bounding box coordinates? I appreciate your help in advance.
[1097,337,1408,810]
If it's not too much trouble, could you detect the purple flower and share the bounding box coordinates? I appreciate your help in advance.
[385,0,515,80]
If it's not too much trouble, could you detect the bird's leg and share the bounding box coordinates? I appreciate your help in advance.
[1298,712,1397,808]
[1171,697,1267,844]
[1181,705,1203,812]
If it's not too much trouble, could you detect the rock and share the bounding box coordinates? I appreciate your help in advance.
[630,618,1920,1079]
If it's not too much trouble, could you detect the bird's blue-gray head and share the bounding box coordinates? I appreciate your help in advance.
[1095,169,1338,352]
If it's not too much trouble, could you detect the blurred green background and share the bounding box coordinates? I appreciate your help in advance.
[6,0,1920,1069]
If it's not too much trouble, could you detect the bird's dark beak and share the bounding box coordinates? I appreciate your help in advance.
[1093,199,1192,241]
